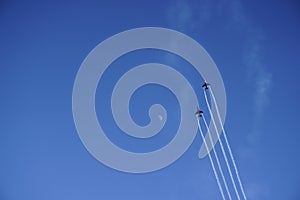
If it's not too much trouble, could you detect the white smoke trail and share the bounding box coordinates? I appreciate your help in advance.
[209,88,247,200]
[204,91,241,200]
[197,117,226,200]
[202,115,232,200]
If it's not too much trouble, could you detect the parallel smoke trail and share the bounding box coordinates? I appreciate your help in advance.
[202,115,232,200]
[202,114,232,200]
[209,88,247,200]
[197,117,226,200]
[204,91,241,200]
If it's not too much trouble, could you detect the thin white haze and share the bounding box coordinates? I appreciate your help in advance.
[209,89,247,200]
[197,117,226,200]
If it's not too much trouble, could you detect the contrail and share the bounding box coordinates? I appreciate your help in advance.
[204,90,241,200]
[209,88,247,200]
[202,115,232,200]
[197,117,226,200]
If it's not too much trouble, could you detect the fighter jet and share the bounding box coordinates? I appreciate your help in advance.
[202,80,210,90]
[195,108,204,117]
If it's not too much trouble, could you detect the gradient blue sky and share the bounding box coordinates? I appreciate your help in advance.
[1,0,300,199]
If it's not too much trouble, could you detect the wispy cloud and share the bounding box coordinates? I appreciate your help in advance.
[246,182,271,199]
[166,0,273,133]
[255,72,272,113]
[165,0,273,197]
[166,0,193,32]
[243,36,272,146]
[166,0,213,32]
[226,2,273,198]
[229,1,273,121]
[244,36,272,120]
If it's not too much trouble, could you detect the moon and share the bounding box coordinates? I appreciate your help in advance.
[158,115,163,121]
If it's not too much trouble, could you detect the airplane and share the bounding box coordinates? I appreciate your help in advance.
[195,108,204,117]
[202,80,210,90]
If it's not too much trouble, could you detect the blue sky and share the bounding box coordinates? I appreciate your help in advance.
[0,0,300,199]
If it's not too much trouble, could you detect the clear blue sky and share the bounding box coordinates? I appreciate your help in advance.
[0,0,299,199]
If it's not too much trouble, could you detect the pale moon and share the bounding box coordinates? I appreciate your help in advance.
[158,115,163,121]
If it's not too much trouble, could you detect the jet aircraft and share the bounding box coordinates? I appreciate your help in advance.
[195,108,204,117]
[202,81,210,90]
